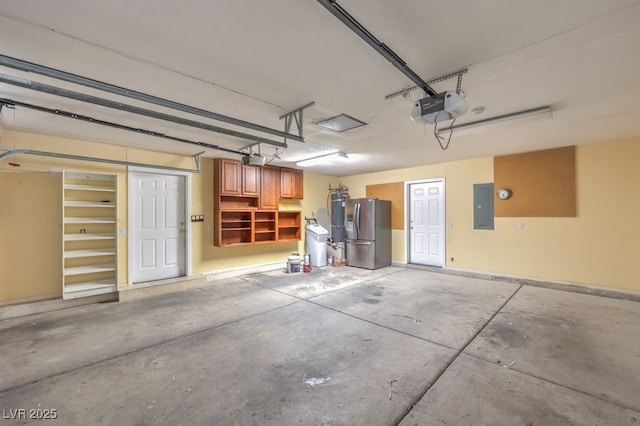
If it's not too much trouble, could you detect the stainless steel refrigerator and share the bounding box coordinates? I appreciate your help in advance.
[345,198,392,269]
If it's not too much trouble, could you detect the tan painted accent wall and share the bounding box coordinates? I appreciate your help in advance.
[494,146,576,217]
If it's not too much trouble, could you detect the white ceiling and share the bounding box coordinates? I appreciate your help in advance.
[1,0,639,176]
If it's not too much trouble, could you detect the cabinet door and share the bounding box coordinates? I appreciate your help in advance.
[218,158,241,196]
[260,166,280,209]
[242,165,261,197]
[280,168,303,199]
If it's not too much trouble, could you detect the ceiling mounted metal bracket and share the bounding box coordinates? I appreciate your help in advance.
[456,72,464,95]
[0,54,304,143]
[279,101,315,143]
[193,151,205,171]
[239,144,261,156]
[385,69,468,100]
[317,0,438,97]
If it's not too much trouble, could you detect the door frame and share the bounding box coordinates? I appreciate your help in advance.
[127,166,192,285]
[404,178,446,267]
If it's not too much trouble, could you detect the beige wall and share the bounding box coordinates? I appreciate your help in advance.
[0,132,129,302]
[1,171,63,301]
[339,138,640,292]
[0,130,335,303]
[2,129,638,304]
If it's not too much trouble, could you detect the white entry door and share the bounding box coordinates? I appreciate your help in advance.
[130,172,186,283]
[408,179,445,267]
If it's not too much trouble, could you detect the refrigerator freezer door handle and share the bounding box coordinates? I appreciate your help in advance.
[352,241,373,245]
[354,202,360,239]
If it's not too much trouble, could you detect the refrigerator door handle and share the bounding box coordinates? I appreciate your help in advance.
[355,202,360,239]
[351,240,373,245]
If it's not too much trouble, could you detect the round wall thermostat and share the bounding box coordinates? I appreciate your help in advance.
[497,188,512,200]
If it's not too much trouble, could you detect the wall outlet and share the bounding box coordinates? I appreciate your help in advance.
[518,223,525,230]
[117,228,126,236]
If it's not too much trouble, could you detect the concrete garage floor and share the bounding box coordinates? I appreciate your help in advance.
[0,266,639,425]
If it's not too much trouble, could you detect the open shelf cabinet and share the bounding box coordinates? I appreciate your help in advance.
[277,211,302,242]
[214,209,300,246]
[216,210,253,246]
[62,170,118,299]
[254,210,277,244]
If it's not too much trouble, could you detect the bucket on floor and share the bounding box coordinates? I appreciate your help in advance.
[287,253,301,273]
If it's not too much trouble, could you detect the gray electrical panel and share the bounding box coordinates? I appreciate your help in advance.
[474,183,494,230]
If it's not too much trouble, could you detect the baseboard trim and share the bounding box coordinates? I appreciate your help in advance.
[4,260,635,320]
[202,261,286,281]
[397,262,640,303]
[118,275,208,302]
[0,293,117,321]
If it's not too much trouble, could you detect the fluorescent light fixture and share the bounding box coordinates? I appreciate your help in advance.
[436,106,552,137]
[296,151,349,167]
[315,113,366,132]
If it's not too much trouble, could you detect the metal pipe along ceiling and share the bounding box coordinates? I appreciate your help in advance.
[0,54,304,144]
[0,73,288,149]
[0,97,244,159]
[0,149,201,174]
[316,0,438,97]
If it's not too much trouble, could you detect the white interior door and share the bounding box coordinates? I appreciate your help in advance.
[131,172,186,283]
[408,179,445,267]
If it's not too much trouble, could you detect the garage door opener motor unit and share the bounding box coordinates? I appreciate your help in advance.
[410,91,468,124]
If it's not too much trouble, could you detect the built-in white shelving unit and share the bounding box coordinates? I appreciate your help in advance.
[62,170,118,299]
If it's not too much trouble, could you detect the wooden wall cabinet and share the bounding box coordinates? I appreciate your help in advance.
[260,166,280,209]
[277,211,302,241]
[214,158,302,246]
[216,158,260,197]
[242,164,260,197]
[280,167,303,199]
[214,209,300,246]
[215,210,253,246]
[218,158,241,196]
[254,210,277,244]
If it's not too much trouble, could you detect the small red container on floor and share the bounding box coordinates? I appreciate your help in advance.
[303,253,311,273]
